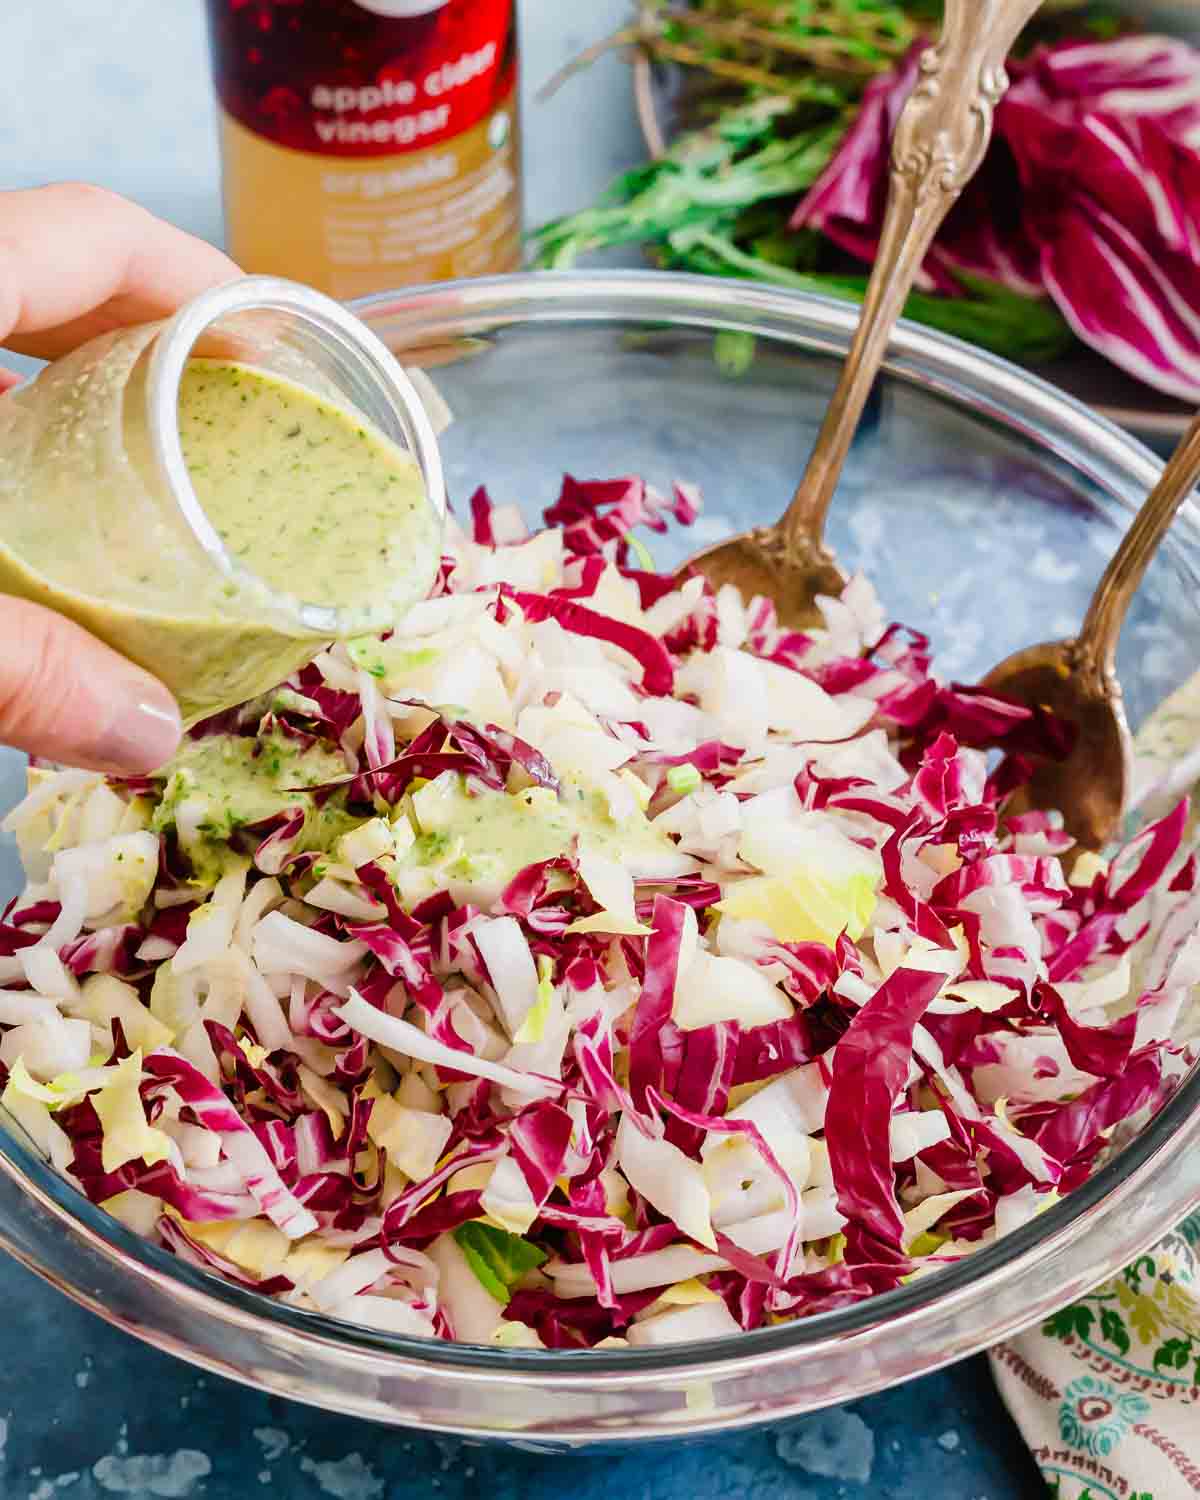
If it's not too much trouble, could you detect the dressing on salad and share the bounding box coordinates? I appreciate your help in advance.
[151,728,357,887]
[151,727,684,900]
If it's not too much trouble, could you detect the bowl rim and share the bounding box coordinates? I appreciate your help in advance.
[1,1031,1196,1384]
[2,267,1197,1383]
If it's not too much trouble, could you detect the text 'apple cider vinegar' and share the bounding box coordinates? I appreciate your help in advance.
[204,0,521,298]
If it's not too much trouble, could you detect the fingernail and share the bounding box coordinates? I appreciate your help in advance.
[93,679,182,774]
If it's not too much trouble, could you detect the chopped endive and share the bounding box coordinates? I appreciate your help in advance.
[69,974,173,1054]
[169,1213,291,1277]
[91,1052,173,1175]
[568,845,652,936]
[672,949,792,1030]
[367,1095,453,1180]
[617,1116,717,1252]
[490,1319,545,1349]
[716,869,877,947]
[1,1064,73,1170]
[513,956,556,1044]
[645,1277,721,1316]
[667,763,702,795]
[285,1239,352,1290]
[480,1154,540,1236]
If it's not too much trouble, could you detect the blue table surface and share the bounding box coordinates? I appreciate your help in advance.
[0,4,1046,1495]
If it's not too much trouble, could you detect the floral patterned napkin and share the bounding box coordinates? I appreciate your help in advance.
[991,1212,1200,1498]
[990,669,1200,1499]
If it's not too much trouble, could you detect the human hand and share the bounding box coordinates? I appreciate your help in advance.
[0,183,240,772]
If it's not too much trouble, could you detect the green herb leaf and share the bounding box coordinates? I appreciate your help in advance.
[666,230,1076,365]
[453,1221,547,1304]
[528,105,841,269]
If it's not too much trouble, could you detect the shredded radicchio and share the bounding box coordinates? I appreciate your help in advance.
[0,470,1195,1350]
[793,34,1200,403]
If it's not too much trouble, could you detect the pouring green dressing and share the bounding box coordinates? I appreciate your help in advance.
[0,278,444,732]
[177,359,434,612]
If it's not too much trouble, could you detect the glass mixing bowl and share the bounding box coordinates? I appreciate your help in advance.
[1,270,1198,1446]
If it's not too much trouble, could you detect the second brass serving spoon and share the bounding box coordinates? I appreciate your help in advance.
[983,410,1200,852]
[675,0,1044,626]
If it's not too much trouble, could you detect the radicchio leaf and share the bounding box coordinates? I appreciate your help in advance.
[826,968,946,1268]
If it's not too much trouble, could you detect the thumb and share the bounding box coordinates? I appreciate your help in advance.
[0,596,181,773]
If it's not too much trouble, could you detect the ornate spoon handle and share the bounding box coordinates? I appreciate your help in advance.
[781,0,1045,563]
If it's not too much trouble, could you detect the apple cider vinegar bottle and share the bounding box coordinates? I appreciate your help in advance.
[204,0,521,298]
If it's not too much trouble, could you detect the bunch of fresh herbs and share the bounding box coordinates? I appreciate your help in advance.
[530,0,1128,364]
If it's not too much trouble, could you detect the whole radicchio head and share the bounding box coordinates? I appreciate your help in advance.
[791,34,1200,400]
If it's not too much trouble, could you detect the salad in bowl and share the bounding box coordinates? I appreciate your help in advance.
[0,471,1196,1352]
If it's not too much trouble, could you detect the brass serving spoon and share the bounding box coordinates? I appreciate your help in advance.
[676,0,1044,626]
[983,411,1200,852]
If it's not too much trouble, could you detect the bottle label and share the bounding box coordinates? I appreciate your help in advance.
[217,95,519,298]
[206,0,520,295]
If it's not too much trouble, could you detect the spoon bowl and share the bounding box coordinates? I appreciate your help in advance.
[982,639,1133,851]
[984,410,1200,850]
[676,527,846,631]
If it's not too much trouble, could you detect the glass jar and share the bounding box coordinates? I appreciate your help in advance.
[204,0,521,299]
[0,277,445,726]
